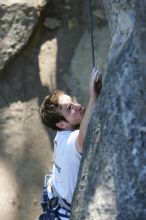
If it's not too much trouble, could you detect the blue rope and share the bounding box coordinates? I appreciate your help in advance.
[88,0,95,68]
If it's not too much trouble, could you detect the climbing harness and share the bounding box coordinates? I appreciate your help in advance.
[38,173,71,220]
[88,0,95,68]
[51,185,71,211]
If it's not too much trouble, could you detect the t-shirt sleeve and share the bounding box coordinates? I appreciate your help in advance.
[67,130,81,158]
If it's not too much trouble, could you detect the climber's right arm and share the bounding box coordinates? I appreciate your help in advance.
[76,67,102,154]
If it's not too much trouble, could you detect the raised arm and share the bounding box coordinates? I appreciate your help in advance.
[76,67,102,153]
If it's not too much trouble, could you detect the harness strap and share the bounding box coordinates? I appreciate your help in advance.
[40,173,71,220]
[51,185,71,211]
[43,173,71,212]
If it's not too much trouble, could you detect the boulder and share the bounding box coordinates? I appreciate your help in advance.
[0,3,39,73]
[71,0,146,219]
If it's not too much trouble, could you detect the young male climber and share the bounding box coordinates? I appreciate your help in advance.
[39,67,102,220]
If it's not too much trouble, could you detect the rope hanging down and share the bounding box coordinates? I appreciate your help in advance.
[88,0,95,68]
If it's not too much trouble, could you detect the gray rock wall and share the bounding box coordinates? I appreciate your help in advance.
[71,0,146,219]
[0,3,40,73]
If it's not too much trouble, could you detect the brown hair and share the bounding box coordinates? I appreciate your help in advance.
[40,90,67,131]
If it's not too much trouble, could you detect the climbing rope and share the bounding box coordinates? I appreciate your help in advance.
[88,0,95,68]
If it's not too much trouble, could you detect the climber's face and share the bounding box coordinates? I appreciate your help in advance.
[56,94,85,130]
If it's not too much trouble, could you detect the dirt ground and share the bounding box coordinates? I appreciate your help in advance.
[0,2,110,220]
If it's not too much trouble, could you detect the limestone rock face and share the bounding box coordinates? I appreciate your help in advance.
[0,3,38,72]
[71,0,146,220]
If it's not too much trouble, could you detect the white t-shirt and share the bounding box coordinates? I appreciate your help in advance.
[51,130,81,204]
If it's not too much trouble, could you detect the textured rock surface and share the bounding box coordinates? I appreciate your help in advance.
[71,0,146,219]
[0,3,38,72]
[0,0,123,220]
